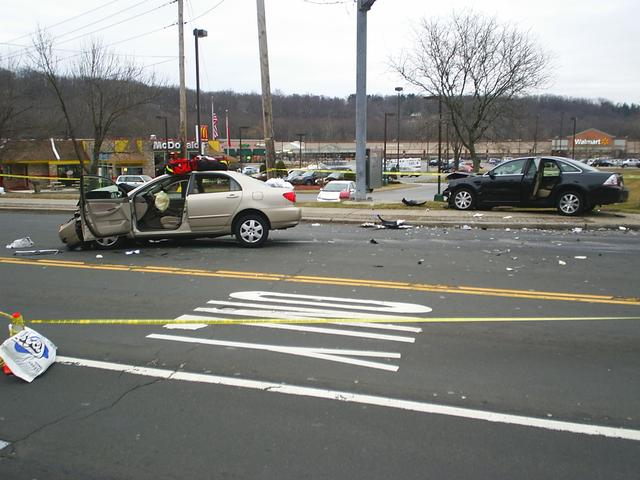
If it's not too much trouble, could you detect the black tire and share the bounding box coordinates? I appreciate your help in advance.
[450,188,476,211]
[557,190,583,216]
[234,213,269,248]
[93,235,124,249]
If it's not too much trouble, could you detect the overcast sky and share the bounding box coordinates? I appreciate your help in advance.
[2,0,639,104]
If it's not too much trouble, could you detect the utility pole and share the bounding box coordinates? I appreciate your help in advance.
[354,0,377,201]
[178,0,187,158]
[256,0,276,178]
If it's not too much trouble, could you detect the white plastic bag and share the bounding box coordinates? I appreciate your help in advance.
[0,327,57,382]
[5,237,34,249]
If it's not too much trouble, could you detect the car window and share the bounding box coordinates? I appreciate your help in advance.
[492,158,528,176]
[192,174,241,194]
[541,159,561,177]
[557,161,581,173]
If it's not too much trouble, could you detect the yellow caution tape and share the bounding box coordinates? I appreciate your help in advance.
[0,173,81,181]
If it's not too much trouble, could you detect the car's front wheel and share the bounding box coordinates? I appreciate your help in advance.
[451,188,476,211]
[234,214,269,248]
[93,235,123,249]
[557,191,583,216]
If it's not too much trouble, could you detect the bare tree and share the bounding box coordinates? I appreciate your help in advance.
[393,11,551,171]
[31,30,162,173]
[0,58,30,141]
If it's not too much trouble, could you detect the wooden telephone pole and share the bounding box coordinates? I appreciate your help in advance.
[256,0,276,177]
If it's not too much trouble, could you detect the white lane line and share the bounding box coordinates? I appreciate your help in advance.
[0,440,10,450]
[228,291,432,314]
[146,334,400,371]
[56,355,640,442]
[244,322,415,343]
[330,322,423,333]
[202,301,424,321]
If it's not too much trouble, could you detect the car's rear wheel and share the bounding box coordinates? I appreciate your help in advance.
[451,188,475,211]
[235,214,269,248]
[557,191,583,216]
[93,235,123,249]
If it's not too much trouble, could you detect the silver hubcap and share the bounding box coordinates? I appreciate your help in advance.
[454,190,473,209]
[559,194,580,214]
[239,219,264,243]
[96,236,119,247]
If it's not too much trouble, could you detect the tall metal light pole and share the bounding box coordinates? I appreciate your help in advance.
[571,116,577,159]
[178,0,187,158]
[395,86,403,173]
[559,111,565,155]
[383,112,395,184]
[296,133,306,168]
[193,28,208,155]
[155,115,169,165]
[354,0,377,201]
[238,126,249,163]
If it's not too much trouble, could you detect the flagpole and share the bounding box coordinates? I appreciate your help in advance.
[225,109,230,154]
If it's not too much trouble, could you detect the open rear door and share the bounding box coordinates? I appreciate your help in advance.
[80,175,132,238]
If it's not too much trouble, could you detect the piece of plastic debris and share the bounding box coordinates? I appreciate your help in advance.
[369,239,378,244]
[619,226,628,231]
[0,326,57,382]
[96,254,103,259]
[402,198,426,207]
[377,215,406,229]
[461,225,472,230]
[311,223,321,227]
[473,213,484,217]
[418,259,424,265]
[505,228,511,232]
[125,249,141,255]
[506,267,514,271]
[572,227,583,233]
[558,260,567,265]
[574,256,587,259]
[360,222,376,228]
[13,249,59,256]
[6,237,34,249]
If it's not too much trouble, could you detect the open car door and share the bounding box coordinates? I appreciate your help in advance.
[80,175,132,239]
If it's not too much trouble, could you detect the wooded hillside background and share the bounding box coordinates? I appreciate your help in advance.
[2,68,639,143]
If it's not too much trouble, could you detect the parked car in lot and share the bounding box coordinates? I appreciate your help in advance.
[115,174,152,187]
[315,170,356,186]
[622,158,640,168]
[443,156,628,216]
[316,180,356,202]
[288,170,329,185]
[59,171,301,249]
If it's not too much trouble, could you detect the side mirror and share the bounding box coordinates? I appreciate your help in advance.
[488,171,496,179]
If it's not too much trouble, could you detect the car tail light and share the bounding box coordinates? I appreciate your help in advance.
[603,174,620,186]
[339,190,350,199]
[283,191,296,203]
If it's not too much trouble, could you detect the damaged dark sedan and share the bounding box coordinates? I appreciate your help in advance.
[443,156,629,215]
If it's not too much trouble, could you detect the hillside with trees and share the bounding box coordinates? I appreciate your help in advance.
[2,67,639,145]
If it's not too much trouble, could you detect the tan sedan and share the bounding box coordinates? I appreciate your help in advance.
[59,171,301,249]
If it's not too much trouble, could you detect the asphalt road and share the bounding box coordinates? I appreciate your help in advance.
[0,211,639,479]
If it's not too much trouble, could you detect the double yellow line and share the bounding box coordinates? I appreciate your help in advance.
[1,256,639,306]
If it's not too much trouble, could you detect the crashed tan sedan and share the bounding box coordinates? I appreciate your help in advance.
[59,171,301,249]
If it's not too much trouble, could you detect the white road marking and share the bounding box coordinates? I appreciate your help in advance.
[146,333,400,371]
[244,322,415,343]
[0,440,10,450]
[56,355,640,443]
[229,291,432,314]
[330,322,422,333]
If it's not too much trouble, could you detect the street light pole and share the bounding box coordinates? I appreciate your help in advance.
[383,112,394,184]
[155,115,169,166]
[395,86,403,173]
[238,126,249,163]
[193,28,208,155]
[296,133,306,168]
[571,116,577,159]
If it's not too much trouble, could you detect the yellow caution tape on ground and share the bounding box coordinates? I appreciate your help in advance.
[24,316,640,326]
